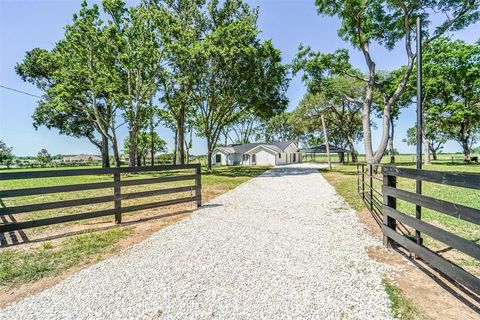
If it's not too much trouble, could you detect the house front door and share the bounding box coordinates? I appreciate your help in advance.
[252,154,256,165]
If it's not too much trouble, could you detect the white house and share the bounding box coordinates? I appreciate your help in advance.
[212,141,301,166]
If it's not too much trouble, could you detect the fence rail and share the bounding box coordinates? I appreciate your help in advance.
[357,163,480,294]
[0,164,202,233]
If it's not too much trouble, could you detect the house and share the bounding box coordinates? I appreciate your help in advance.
[62,154,102,162]
[212,141,301,166]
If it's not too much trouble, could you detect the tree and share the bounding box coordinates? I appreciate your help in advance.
[227,111,262,144]
[0,140,14,169]
[420,38,480,157]
[292,77,363,162]
[295,0,480,164]
[103,1,166,167]
[404,125,447,161]
[124,131,167,166]
[37,149,52,165]
[192,0,289,171]
[148,0,205,165]
[258,112,298,143]
[16,2,123,168]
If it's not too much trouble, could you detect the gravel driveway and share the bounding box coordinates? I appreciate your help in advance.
[0,163,392,320]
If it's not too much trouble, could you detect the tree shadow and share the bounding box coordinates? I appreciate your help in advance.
[0,209,191,248]
[395,248,480,314]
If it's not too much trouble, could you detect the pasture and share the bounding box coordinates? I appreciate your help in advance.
[0,165,269,289]
[321,162,480,276]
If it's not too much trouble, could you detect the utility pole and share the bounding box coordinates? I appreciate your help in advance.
[415,17,423,246]
[321,114,332,170]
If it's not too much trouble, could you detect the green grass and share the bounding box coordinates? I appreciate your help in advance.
[0,228,132,285]
[0,165,270,287]
[383,279,422,320]
[320,162,480,275]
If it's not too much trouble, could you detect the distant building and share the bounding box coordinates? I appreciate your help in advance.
[62,154,102,162]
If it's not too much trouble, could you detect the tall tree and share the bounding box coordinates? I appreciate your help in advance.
[16,2,123,167]
[148,0,205,165]
[192,0,288,171]
[292,78,363,163]
[104,1,165,167]
[295,0,480,164]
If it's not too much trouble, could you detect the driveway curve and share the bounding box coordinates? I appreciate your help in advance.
[0,163,392,320]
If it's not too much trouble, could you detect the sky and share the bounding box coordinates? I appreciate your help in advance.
[0,0,479,157]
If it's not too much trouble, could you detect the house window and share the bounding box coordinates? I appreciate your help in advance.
[293,153,296,162]
[278,153,281,159]
[215,154,222,163]
[252,154,256,163]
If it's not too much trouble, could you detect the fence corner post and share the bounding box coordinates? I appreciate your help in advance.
[382,170,397,248]
[114,171,122,224]
[195,164,202,208]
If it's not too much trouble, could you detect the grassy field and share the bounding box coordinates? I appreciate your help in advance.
[0,165,270,288]
[320,161,480,276]
[305,152,480,166]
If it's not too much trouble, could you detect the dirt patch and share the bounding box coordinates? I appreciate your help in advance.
[0,184,226,308]
[360,214,479,319]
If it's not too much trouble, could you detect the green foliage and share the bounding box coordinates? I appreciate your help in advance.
[0,140,14,168]
[36,148,51,165]
[124,131,167,164]
[295,0,480,164]
[291,77,363,159]
[257,112,297,143]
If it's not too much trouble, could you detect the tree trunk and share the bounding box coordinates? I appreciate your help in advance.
[207,138,213,172]
[111,137,121,168]
[347,138,358,163]
[128,127,137,167]
[176,114,185,165]
[150,118,155,167]
[136,154,141,167]
[389,118,395,164]
[431,147,438,161]
[173,128,177,165]
[101,134,110,168]
[425,138,431,165]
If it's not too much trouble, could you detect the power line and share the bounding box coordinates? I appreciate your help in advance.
[0,84,41,98]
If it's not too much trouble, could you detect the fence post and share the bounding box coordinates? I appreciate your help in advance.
[382,171,397,248]
[361,164,365,201]
[369,164,373,212]
[195,164,202,208]
[356,163,360,194]
[114,172,122,224]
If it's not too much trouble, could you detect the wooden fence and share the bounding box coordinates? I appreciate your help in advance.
[0,164,202,233]
[357,163,480,294]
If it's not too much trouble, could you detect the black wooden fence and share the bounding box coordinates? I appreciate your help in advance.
[357,163,480,294]
[0,164,202,233]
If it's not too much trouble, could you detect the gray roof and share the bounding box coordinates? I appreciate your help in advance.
[217,141,296,154]
[300,145,346,153]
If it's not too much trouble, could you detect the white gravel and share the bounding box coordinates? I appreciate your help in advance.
[1,163,393,320]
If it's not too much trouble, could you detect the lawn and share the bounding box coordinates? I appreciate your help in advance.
[320,161,480,276]
[0,165,270,290]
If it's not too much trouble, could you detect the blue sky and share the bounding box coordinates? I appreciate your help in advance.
[1,0,478,156]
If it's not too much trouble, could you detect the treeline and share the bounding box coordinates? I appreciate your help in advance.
[16,0,288,170]
[290,0,479,164]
